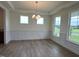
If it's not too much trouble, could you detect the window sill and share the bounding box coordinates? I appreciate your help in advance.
[67,39,79,46]
[53,35,60,38]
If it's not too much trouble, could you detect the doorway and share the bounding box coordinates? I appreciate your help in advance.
[0,7,4,43]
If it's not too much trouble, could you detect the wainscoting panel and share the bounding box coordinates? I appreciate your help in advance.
[10,31,50,40]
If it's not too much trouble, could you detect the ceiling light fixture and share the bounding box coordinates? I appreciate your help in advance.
[32,1,42,20]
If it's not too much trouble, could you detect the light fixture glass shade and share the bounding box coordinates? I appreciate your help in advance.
[32,14,36,19]
[32,14,41,20]
[32,1,42,20]
[36,15,41,20]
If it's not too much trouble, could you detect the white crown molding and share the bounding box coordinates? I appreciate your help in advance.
[49,2,78,15]
[7,1,15,10]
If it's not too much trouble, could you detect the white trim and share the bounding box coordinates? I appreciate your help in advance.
[0,3,11,44]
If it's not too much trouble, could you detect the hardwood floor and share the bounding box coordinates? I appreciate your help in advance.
[0,39,78,57]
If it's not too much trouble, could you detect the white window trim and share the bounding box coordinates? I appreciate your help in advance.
[68,11,79,45]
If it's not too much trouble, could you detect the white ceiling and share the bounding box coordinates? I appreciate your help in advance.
[10,1,65,12]
[6,1,78,15]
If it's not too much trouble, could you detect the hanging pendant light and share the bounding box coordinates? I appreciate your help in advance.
[32,14,36,19]
[32,1,41,20]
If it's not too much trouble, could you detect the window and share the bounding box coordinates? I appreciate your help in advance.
[54,16,61,37]
[20,16,28,24]
[37,18,44,24]
[69,11,79,44]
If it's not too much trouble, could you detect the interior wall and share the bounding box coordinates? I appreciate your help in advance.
[9,11,51,40]
[51,3,79,55]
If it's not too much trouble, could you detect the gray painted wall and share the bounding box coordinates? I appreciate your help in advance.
[51,3,79,55]
[9,11,51,40]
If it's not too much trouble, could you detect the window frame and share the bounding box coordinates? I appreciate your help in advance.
[53,16,61,37]
[68,10,79,45]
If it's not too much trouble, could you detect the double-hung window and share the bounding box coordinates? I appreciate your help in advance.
[69,11,79,44]
[20,16,29,24]
[37,18,44,24]
[53,16,61,37]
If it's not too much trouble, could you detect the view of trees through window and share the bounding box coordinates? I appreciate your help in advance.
[54,16,61,37]
[20,16,28,24]
[69,11,79,44]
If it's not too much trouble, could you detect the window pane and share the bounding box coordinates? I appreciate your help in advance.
[37,18,44,24]
[69,11,79,44]
[54,16,61,37]
[20,16,28,24]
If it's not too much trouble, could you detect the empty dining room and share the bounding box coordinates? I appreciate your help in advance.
[0,1,79,57]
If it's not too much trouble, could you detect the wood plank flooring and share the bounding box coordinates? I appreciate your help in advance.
[0,39,78,57]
